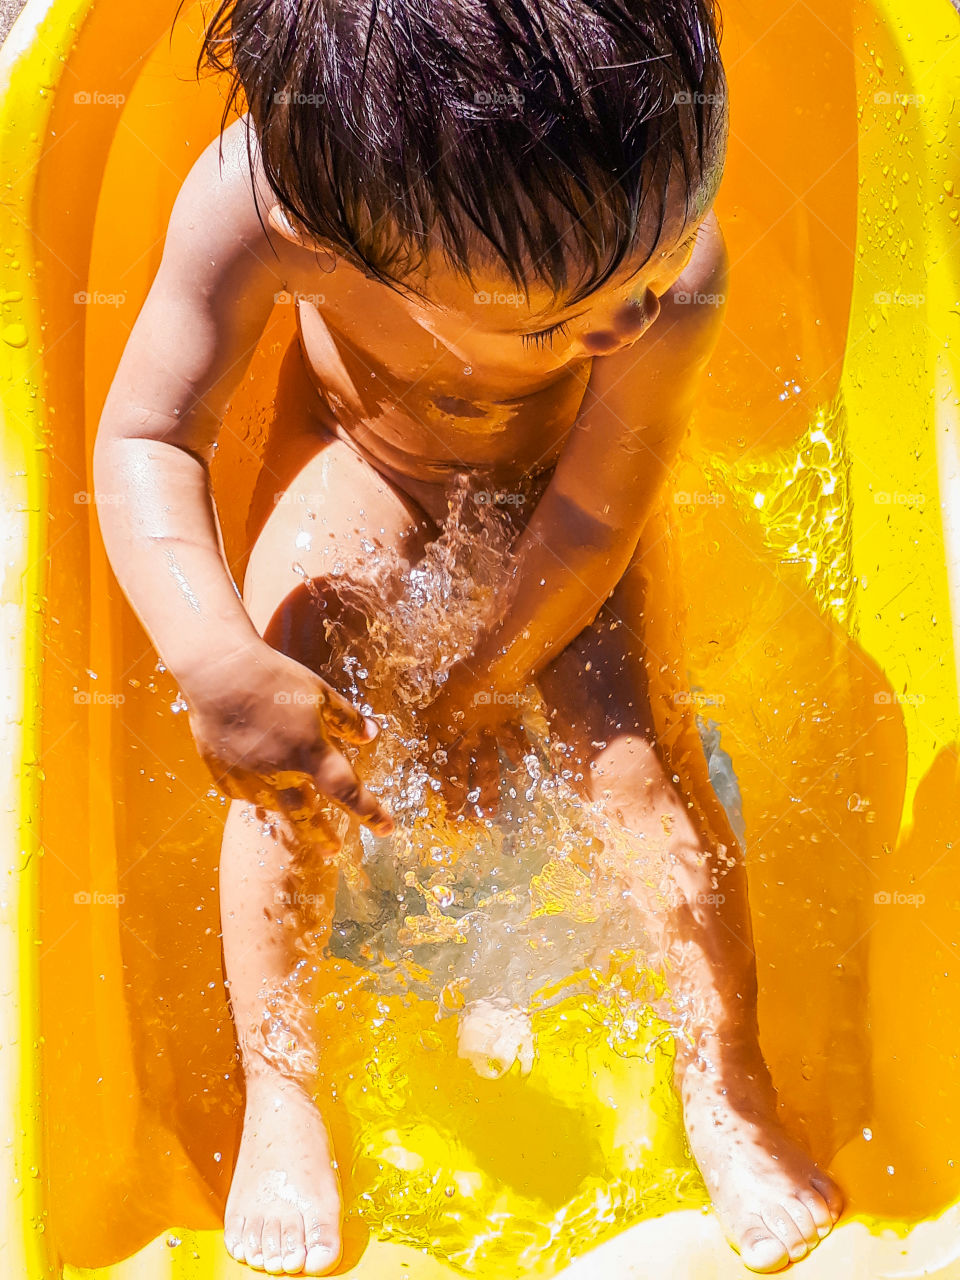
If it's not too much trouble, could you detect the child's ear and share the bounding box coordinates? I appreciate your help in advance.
[268,203,306,244]
[267,204,338,268]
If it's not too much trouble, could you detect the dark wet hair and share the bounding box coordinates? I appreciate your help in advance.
[193,0,727,302]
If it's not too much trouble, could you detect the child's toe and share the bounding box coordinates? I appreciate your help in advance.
[303,1243,340,1276]
[761,1205,808,1262]
[737,1215,790,1273]
[224,1216,246,1262]
[783,1194,822,1248]
[261,1215,285,1272]
[811,1172,845,1223]
[797,1185,834,1237]
[280,1213,307,1274]
[303,1217,341,1275]
[242,1214,266,1269]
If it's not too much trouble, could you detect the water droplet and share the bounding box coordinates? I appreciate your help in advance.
[2,323,27,348]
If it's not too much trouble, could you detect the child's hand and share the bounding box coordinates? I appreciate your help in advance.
[422,668,529,816]
[182,641,394,851]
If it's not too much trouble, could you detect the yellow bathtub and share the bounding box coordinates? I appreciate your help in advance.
[2,0,960,1276]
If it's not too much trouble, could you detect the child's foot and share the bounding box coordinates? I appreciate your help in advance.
[679,1042,844,1273]
[457,996,535,1079]
[224,1066,343,1275]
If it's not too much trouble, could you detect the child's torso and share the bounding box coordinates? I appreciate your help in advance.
[284,253,593,489]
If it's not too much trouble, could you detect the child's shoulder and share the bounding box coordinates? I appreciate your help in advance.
[169,115,296,268]
[599,213,727,395]
[646,211,728,369]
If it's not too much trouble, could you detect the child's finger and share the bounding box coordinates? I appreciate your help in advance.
[317,683,380,745]
[206,758,276,810]
[308,744,395,835]
[274,784,343,854]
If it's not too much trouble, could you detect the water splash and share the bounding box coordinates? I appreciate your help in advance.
[708,394,853,626]
[239,473,743,1271]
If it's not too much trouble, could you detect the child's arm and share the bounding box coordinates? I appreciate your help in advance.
[92,126,393,842]
[433,217,728,716]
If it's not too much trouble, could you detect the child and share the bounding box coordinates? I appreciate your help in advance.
[93,0,844,1273]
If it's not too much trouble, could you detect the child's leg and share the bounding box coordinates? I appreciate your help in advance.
[536,505,844,1275]
[221,800,343,1274]
[221,362,435,1275]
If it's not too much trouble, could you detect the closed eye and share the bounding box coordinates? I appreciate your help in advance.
[520,319,572,350]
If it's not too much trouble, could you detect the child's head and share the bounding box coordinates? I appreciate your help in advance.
[200,0,725,324]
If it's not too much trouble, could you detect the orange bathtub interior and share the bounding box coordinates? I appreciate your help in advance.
[2,0,960,1275]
